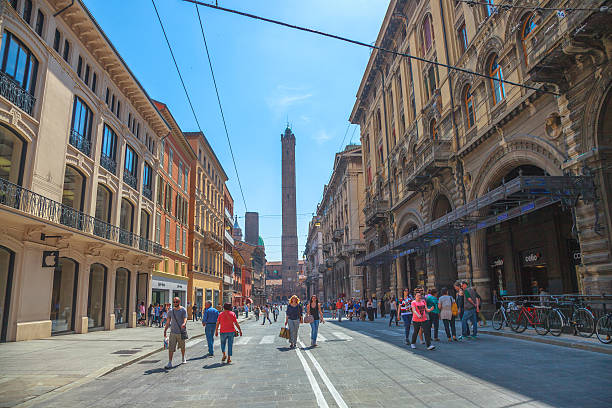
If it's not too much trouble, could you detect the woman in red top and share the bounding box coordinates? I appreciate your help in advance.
[410,290,435,350]
[215,303,243,364]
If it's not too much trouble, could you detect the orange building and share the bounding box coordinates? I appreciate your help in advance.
[151,101,195,306]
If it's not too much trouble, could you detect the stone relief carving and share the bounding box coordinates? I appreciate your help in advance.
[545,112,563,140]
[85,242,105,256]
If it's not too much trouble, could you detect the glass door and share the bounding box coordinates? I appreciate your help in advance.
[114,268,130,327]
[87,263,107,329]
[50,258,78,334]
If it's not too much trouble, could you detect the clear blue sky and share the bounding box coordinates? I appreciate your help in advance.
[83,0,388,260]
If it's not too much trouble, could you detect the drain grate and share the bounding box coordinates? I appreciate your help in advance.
[112,349,140,355]
[138,359,160,364]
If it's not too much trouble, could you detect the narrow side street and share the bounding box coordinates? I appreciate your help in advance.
[18,312,612,408]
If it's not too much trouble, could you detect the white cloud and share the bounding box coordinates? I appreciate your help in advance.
[312,130,332,144]
[266,85,313,113]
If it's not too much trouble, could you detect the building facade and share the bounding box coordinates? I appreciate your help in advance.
[312,145,365,302]
[304,217,324,301]
[151,101,193,308]
[0,0,165,341]
[350,0,612,305]
[281,126,299,298]
[222,185,234,305]
[185,131,227,313]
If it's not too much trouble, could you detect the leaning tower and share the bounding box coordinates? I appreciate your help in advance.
[281,126,298,298]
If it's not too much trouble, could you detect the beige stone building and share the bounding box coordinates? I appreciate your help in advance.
[309,145,365,301]
[350,0,612,304]
[0,0,167,341]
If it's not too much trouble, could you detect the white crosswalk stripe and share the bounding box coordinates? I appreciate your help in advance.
[234,336,251,345]
[331,332,353,341]
[259,335,275,344]
[186,339,203,347]
[377,329,403,336]
[317,334,327,342]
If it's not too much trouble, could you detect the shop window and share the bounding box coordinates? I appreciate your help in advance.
[0,246,15,342]
[464,85,475,128]
[489,55,505,104]
[114,268,130,326]
[61,165,85,211]
[0,125,26,185]
[87,263,107,329]
[50,258,78,334]
[521,13,538,65]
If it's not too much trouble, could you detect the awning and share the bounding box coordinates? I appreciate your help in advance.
[356,175,595,266]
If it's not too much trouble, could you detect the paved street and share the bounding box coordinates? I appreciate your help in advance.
[22,312,612,408]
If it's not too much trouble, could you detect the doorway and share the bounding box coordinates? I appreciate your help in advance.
[50,258,79,334]
[0,246,15,342]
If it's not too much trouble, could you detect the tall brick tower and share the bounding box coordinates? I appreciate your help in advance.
[281,126,298,297]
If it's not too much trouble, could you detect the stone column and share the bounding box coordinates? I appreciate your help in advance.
[128,268,137,328]
[469,229,492,304]
[75,259,92,334]
[106,267,116,330]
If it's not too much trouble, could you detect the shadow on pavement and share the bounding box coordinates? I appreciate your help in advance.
[324,318,612,408]
[202,362,225,369]
[143,368,168,375]
[276,346,292,352]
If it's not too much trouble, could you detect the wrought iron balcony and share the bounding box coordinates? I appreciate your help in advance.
[0,70,35,115]
[364,198,389,226]
[404,138,452,191]
[143,185,152,201]
[203,231,223,251]
[100,153,117,174]
[123,171,138,191]
[68,130,91,156]
[342,240,366,256]
[0,178,161,256]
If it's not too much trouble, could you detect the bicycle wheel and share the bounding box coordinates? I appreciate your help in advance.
[547,309,563,336]
[595,315,612,344]
[492,309,503,330]
[508,309,520,332]
[574,308,595,338]
[534,308,549,335]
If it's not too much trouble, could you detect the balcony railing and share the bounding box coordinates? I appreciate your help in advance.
[364,199,389,226]
[0,70,35,115]
[68,130,91,157]
[100,153,117,174]
[0,178,161,256]
[143,185,152,201]
[404,138,451,191]
[203,231,223,251]
[224,206,232,222]
[224,251,233,265]
[224,229,234,246]
[123,171,138,191]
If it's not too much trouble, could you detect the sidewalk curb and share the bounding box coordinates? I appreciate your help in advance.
[481,329,612,355]
[15,316,252,407]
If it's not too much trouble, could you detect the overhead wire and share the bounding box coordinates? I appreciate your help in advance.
[181,0,559,96]
[194,4,248,212]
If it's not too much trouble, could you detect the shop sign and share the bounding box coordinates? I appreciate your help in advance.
[522,249,545,266]
[571,250,582,265]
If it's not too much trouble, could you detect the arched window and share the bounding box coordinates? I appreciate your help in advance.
[0,31,39,114]
[464,85,475,128]
[0,124,26,185]
[422,14,433,54]
[521,13,538,64]
[61,165,85,211]
[489,55,505,104]
[120,198,134,232]
[430,119,438,140]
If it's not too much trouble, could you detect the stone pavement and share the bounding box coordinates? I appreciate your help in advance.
[0,316,249,407]
[20,312,612,408]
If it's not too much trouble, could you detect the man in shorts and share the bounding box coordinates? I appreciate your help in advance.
[164,297,187,369]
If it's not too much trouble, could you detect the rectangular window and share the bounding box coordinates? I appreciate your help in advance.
[157,176,163,204]
[175,225,180,252]
[111,94,115,112]
[1,31,40,95]
[136,122,140,139]
[155,212,161,243]
[128,113,132,129]
[105,87,110,105]
[168,148,173,176]
[70,96,93,155]
[178,162,183,188]
[101,124,117,160]
[23,0,33,24]
[116,100,121,120]
[184,169,188,192]
[62,39,70,62]
[182,229,186,254]
[35,11,44,36]
[91,72,97,92]
[160,140,165,167]
[458,23,468,52]
[124,144,138,177]
[164,218,170,248]
[53,29,60,52]
[76,55,82,77]
[84,64,90,85]
[143,162,152,189]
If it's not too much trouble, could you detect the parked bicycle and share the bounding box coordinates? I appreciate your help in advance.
[492,301,515,330]
[546,296,595,337]
[595,312,612,344]
[508,301,549,335]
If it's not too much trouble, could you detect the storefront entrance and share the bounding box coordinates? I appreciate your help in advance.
[51,258,79,334]
[87,263,107,330]
[0,246,15,342]
[152,289,169,306]
[114,268,130,327]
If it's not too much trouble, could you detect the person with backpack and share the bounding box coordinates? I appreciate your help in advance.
[426,288,440,341]
[438,287,458,341]
[456,280,479,339]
